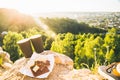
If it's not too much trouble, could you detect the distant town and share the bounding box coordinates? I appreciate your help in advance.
[37,12,120,30]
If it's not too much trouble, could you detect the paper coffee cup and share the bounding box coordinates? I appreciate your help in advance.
[17,38,33,58]
[30,35,44,53]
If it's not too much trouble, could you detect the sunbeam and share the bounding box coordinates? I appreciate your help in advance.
[32,15,56,38]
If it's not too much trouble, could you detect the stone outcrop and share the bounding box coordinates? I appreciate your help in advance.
[0,51,73,80]
[0,47,13,76]
[0,50,103,80]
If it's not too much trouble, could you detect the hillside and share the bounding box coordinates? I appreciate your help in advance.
[0,8,40,33]
[40,17,106,34]
[0,8,106,34]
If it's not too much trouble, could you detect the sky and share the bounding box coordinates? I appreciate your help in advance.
[0,0,120,14]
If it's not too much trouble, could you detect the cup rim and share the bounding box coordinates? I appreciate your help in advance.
[30,34,41,39]
[17,38,30,44]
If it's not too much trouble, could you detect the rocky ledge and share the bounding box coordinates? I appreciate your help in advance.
[0,50,104,80]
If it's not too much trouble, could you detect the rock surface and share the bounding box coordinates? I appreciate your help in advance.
[0,51,104,80]
[0,48,13,76]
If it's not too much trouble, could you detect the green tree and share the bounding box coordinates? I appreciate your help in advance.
[104,28,119,63]
[51,33,75,59]
[51,31,119,69]
[44,37,54,50]
[2,31,23,61]
[40,17,105,34]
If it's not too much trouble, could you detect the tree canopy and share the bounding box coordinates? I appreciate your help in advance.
[40,17,106,34]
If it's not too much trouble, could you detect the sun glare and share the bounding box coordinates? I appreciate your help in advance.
[12,1,37,15]
[1,0,57,38]
[0,0,42,15]
[33,16,56,38]
[0,0,120,14]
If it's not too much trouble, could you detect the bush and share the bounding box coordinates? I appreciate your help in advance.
[51,29,119,69]
[2,31,23,62]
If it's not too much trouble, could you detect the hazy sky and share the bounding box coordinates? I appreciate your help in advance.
[0,0,120,14]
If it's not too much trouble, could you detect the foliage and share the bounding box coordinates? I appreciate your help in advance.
[1,28,54,61]
[40,17,106,34]
[44,37,54,50]
[0,9,119,70]
[51,28,120,69]
[2,31,24,61]
[51,33,75,59]
[0,56,3,65]
[20,27,40,38]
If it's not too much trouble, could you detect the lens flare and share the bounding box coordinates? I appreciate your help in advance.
[32,16,56,38]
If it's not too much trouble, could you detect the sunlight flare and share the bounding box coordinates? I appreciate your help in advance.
[0,0,120,13]
[32,16,56,38]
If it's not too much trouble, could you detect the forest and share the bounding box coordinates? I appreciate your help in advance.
[0,9,120,70]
